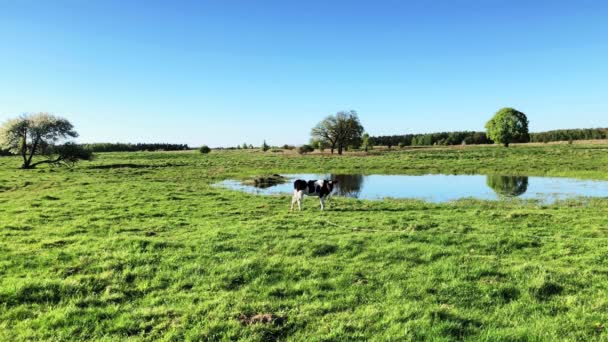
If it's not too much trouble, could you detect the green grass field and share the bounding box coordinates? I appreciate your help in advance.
[1,145,608,340]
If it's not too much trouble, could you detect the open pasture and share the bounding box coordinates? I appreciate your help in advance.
[1,145,608,340]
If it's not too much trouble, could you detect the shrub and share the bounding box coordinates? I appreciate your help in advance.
[199,145,211,154]
[297,144,314,155]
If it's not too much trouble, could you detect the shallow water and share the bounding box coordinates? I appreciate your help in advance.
[215,174,608,203]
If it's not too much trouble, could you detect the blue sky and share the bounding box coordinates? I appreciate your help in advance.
[1,0,607,147]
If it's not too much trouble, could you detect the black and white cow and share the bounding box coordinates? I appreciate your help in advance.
[290,179,337,211]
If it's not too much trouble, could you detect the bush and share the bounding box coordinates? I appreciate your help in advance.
[199,145,211,154]
[297,144,314,155]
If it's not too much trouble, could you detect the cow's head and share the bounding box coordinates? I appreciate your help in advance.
[326,180,338,193]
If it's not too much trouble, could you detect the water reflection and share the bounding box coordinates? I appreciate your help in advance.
[215,173,608,203]
[331,174,365,197]
[486,175,529,197]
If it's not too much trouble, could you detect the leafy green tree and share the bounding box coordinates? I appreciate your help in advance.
[485,108,530,147]
[261,140,270,152]
[311,110,364,154]
[0,113,92,169]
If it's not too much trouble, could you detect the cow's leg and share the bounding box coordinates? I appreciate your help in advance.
[297,190,304,211]
[290,190,297,211]
[320,196,325,211]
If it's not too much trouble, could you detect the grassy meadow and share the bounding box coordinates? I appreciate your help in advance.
[1,144,608,340]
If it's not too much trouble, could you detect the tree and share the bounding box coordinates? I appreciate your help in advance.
[261,140,270,152]
[485,108,530,147]
[361,133,373,152]
[311,110,364,155]
[0,113,92,169]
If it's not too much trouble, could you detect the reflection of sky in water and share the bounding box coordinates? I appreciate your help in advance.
[214,174,608,203]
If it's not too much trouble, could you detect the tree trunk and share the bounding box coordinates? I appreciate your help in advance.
[338,144,343,155]
[20,133,28,169]
[24,137,40,169]
[504,142,510,148]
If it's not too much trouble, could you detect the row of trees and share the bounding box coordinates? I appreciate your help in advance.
[81,142,190,153]
[307,108,523,152]
[368,108,531,148]
[530,128,608,143]
[370,131,491,148]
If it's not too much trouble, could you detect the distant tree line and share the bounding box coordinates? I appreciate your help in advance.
[370,127,608,147]
[529,128,608,143]
[80,143,190,152]
[369,131,492,147]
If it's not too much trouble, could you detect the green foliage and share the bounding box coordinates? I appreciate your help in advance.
[361,133,373,152]
[485,108,530,147]
[371,131,491,147]
[199,145,211,154]
[1,145,608,339]
[297,144,314,154]
[48,142,94,167]
[530,128,608,143]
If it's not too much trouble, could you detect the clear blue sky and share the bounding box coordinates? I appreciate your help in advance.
[1,0,607,147]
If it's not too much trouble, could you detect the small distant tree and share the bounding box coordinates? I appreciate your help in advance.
[361,133,373,152]
[0,113,92,169]
[199,145,211,154]
[485,108,530,147]
[242,142,248,149]
[262,140,270,152]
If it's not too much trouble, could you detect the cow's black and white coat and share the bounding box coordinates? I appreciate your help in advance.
[290,179,337,211]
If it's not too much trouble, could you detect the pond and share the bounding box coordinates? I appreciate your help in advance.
[215,174,608,203]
